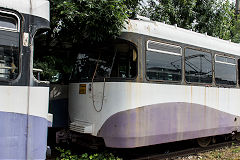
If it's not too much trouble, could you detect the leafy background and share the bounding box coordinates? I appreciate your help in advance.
[34,0,240,82]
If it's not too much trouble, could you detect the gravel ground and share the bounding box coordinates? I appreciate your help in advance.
[175,143,240,160]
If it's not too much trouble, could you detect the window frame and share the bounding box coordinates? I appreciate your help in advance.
[215,54,236,66]
[108,43,138,80]
[0,9,22,82]
[184,47,213,85]
[144,38,240,89]
[145,39,183,83]
[214,54,237,87]
[69,39,139,83]
[146,40,182,56]
[0,10,20,32]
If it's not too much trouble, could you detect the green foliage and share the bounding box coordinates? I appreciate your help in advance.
[34,56,59,82]
[36,0,240,82]
[34,0,142,83]
[34,55,73,82]
[140,0,240,42]
[55,147,122,160]
[141,0,196,29]
[124,0,142,17]
[230,12,240,43]
[50,0,130,44]
[194,0,234,40]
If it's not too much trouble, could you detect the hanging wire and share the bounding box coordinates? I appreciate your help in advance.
[91,48,118,112]
[91,53,105,112]
[108,48,117,77]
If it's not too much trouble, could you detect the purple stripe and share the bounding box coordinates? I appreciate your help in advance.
[0,111,48,159]
[98,102,240,148]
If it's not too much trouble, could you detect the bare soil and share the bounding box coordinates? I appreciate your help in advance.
[176,143,240,160]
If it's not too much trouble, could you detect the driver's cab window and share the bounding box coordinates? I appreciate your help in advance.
[110,43,137,79]
[0,12,20,80]
[71,40,137,82]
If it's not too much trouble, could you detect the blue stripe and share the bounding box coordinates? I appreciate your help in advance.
[0,111,48,159]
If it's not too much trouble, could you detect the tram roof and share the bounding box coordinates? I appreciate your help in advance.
[0,0,49,21]
[124,19,240,56]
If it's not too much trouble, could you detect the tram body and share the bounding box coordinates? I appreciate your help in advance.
[0,0,51,159]
[69,19,240,148]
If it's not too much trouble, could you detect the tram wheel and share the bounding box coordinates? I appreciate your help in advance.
[235,132,240,141]
[197,137,212,147]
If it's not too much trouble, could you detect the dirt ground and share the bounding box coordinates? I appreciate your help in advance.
[176,143,240,160]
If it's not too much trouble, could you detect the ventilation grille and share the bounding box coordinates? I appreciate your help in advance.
[69,121,93,134]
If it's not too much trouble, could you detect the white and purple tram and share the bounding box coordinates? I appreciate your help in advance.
[0,0,51,159]
[68,18,240,148]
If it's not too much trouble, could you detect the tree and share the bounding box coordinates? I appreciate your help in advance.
[34,0,142,82]
[231,14,240,43]
[140,0,240,42]
[194,0,233,40]
[50,0,144,45]
[141,0,196,29]
[35,0,240,82]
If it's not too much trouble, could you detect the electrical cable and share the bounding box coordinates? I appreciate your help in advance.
[91,53,106,112]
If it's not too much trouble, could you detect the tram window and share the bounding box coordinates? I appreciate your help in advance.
[110,47,137,78]
[215,55,236,85]
[0,13,19,80]
[71,40,137,82]
[146,40,182,81]
[0,15,18,30]
[185,48,212,83]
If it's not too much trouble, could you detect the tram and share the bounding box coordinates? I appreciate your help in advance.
[68,18,240,148]
[0,0,51,159]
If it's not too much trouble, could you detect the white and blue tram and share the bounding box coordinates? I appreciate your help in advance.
[68,18,240,148]
[0,0,51,159]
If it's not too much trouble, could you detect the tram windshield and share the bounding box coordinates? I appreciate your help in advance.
[70,40,137,82]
